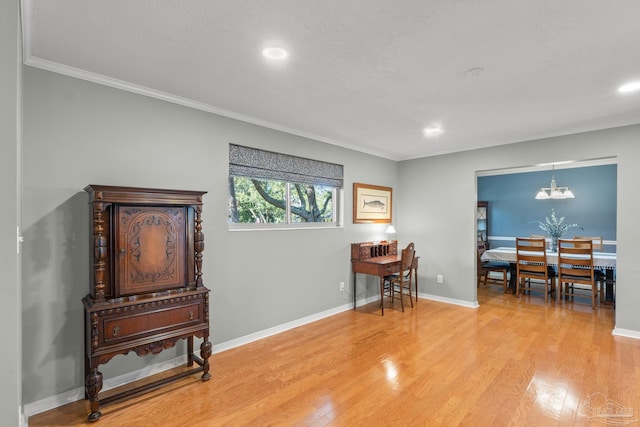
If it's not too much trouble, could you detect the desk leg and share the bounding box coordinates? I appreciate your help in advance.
[353,272,357,310]
[379,275,384,316]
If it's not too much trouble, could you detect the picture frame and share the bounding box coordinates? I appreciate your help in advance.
[353,182,393,224]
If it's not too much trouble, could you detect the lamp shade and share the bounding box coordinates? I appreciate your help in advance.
[535,189,551,200]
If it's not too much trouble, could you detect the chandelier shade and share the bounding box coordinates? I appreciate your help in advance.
[535,167,575,200]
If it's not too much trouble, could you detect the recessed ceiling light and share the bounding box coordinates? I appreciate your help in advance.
[618,81,640,93]
[465,67,485,77]
[262,47,288,60]
[423,126,443,137]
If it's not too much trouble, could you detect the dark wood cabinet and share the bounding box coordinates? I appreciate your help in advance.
[83,185,210,422]
[477,201,489,247]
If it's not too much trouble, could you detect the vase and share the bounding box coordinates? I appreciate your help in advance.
[550,236,559,252]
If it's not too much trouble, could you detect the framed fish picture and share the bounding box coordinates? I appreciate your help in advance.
[353,182,392,224]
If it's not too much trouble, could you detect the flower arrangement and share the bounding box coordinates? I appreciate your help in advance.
[533,209,583,250]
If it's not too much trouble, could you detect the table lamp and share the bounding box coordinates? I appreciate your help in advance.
[385,224,396,242]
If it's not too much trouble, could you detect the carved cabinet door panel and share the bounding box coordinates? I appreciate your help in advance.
[116,206,187,296]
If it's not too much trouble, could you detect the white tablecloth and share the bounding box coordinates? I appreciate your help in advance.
[481,246,617,269]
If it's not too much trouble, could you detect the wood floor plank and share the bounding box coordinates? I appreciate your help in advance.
[29,285,640,426]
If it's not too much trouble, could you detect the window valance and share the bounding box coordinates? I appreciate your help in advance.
[229,144,344,188]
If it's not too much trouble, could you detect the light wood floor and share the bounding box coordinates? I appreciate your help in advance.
[30,285,639,426]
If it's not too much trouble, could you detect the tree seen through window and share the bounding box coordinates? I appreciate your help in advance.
[228,177,335,224]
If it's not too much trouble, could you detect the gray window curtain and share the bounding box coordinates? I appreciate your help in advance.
[229,144,344,188]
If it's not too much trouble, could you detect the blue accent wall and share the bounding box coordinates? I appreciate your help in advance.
[477,164,617,249]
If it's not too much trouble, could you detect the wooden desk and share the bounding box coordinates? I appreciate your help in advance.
[352,255,419,315]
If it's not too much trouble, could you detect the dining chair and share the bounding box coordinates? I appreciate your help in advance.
[384,242,415,312]
[573,236,607,302]
[515,237,556,302]
[558,238,598,309]
[529,234,550,250]
[573,236,603,250]
[477,241,509,292]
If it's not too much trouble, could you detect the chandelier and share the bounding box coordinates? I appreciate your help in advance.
[535,166,575,200]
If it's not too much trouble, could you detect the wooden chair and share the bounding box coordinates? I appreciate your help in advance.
[573,236,603,250]
[558,238,598,309]
[515,237,556,302]
[529,234,549,250]
[384,242,415,312]
[529,234,547,239]
[477,241,509,292]
[573,236,607,302]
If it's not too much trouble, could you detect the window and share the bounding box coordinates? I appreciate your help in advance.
[228,144,343,228]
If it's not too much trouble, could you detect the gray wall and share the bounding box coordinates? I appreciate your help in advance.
[397,125,639,329]
[1,0,22,425]
[21,66,399,405]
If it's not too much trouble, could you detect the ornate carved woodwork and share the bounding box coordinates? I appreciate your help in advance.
[83,185,210,422]
[350,240,398,261]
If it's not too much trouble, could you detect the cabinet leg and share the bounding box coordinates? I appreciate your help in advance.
[200,339,212,381]
[85,368,103,422]
[187,336,194,367]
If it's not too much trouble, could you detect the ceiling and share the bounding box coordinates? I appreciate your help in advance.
[22,0,640,161]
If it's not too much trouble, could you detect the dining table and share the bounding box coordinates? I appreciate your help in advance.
[481,246,616,304]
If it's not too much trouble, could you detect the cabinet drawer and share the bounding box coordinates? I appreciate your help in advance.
[102,302,202,343]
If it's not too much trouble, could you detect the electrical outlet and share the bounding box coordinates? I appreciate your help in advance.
[437,274,444,284]
[340,281,345,292]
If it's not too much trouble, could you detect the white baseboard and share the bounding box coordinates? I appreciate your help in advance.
[612,327,640,339]
[27,293,629,421]
[418,292,480,308]
[212,301,359,354]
